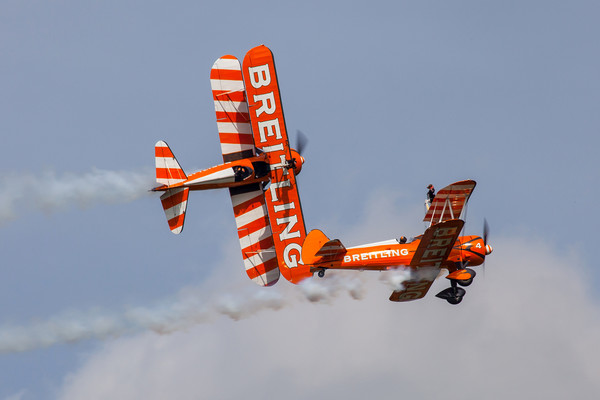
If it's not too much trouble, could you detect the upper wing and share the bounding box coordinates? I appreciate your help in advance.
[242,45,311,284]
[211,55,255,162]
[424,180,476,226]
[390,219,464,302]
[211,55,279,286]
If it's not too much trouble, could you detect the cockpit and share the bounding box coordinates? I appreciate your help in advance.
[233,166,252,182]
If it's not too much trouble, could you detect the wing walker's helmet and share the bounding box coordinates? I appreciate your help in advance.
[427,184,434,189]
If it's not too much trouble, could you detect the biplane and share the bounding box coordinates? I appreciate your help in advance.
[302,180,493,304]
[152,45,493,304]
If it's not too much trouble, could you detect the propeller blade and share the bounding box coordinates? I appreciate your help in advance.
[482,218,490,277]
[296,130,308,155]
[483,218,489,246]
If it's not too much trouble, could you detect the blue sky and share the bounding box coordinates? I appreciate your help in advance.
[1,1,599,399]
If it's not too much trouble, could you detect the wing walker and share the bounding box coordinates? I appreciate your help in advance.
[151,45,493,305]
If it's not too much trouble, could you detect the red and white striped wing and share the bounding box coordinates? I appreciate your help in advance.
[211,55,279,286]
[210,55,255,163]
[229,185,279,286]
[424,180,476,225]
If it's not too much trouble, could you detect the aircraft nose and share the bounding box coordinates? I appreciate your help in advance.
[485,244,493,255]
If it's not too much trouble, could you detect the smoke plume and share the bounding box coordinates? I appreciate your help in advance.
[0,168,154,225]
[0,273,367,354]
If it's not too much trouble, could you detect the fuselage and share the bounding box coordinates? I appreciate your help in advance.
[311,235,488,272]
[152,150,304,192]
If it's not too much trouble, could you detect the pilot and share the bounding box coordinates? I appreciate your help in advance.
[398,236,407,244]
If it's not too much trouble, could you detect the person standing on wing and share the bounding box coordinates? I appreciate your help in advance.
[426,184,436,210]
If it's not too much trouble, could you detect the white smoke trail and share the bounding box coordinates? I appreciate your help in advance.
[0,274,367,354]
[0,168,154,225]
[379,268,412,292]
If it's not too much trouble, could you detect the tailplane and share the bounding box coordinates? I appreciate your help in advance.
[160,188,189,234]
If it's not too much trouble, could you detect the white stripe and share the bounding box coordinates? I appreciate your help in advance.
[231,189,264,208]
[220,142,255,155]
[243,250,277,271]
[213,58,241,71]
[251,267,280,286]
[216,122,253,135]
[235,205,268,228]
[165,200,187,218]
[239,226,272,250]
[214,100,249,114]
[155,157,182,170]
[210,79,244,92]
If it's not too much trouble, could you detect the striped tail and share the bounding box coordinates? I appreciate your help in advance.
[155,140,187,186]
[155,140,189,234]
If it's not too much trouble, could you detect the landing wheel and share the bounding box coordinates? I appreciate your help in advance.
[452,268,476,287]
[457,278,473,287]
[317,269,325,278]
[447,296,463,305]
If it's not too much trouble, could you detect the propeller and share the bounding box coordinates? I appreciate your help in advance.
[482,218,491,276]
[483,218,489,247]
[295,130,308,156]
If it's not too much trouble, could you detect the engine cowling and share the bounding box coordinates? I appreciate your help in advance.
[289,149,304,175]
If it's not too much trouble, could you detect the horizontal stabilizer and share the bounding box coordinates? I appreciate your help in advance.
[302,229,347,265]
[160,187,189,234]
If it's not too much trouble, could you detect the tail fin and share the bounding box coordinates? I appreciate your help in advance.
[160,187,189,234]
[155,141,187,186]
[302,229,347,265]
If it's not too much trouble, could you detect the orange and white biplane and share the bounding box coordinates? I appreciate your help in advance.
[152,45,493,304]
[302,180,493,304]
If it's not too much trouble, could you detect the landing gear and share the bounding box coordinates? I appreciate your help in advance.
[317,268,326,278]
[455,268,476,287]
[457,278,473,287]
[436,281,467,305]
